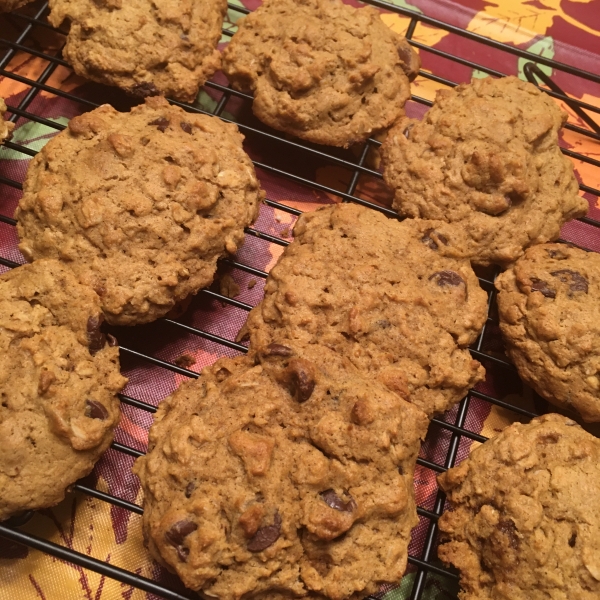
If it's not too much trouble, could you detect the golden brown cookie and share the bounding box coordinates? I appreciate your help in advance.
[222,0,420,147]
[134,343,428,598]
[0,259,127,522]
[0,97,14,143]
[240,203,487,417]
[16,97,263,326]
[496,243,600,422]
[437,413,600,600]
[47,0,227,101]
[381,76,588,266]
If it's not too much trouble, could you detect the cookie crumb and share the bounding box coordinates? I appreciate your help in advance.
[174,354,196,369]
[220,274,240,299]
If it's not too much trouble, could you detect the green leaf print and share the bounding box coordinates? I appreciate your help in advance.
[518,36,554,81]
[0,117,69,160]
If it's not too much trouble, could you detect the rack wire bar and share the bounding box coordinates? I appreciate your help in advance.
[0,0,598,599]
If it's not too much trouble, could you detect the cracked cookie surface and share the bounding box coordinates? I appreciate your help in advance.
[438,413,600,600]
[240,203,487,417]
[381,76,587,266]
[134,343,428,599]
[16,96,263,326]
[0,259,127,521]
[222,0,420,147]
[496,243,600,422]
[48,0,227,101]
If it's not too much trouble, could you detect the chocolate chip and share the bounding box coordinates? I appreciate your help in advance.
[185,482,195,498]
[106,334,118,347]
[530,278,556,298]
[546,248,568,260]
[87,315,106,355]
[180,122,193,134]
[165,519,198,562]
[497,520,519,550]
[85,399,109,420]
[550,269,588,294]
[403,124,413,139]
[284,358,315,402]
[263,343,294,357]
[149,117,170,132]
[130,82,160,98]
[421,229,449,251]
[429,270,464,287]
[569,532,577,547]
[247,512,281,552]
[320,490,356,512]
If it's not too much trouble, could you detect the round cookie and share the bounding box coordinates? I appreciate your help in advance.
[437,413,600,600]
[381,76,588,266]
[47,0,227,102]
[0,259,127,522]
[239,203,487,417]
[221,0,420,148]
[0,97,14,143]
[134,343,428,599]
[496,243,600,422]
[16,96,263,326]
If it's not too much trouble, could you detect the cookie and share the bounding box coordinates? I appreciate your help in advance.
[134,343,428,599]
[221,0,420,148]
[0,259,127,521]
[0,0,31,12]
[381,76,588,266]
[16,96,263,326]
[47,0,227,102]
[0,97,14,143]
[437,413,600,600]
[496,243,600,422]
[239,203,487,417]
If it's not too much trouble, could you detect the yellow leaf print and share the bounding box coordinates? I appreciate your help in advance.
[381,12,450,48]
[466,0,600,47]
[0,480,157,600]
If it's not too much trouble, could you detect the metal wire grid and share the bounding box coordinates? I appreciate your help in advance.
[0,1,598,599]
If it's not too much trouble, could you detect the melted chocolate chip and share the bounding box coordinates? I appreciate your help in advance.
[569,532,577,547]
[421,229,449,251]
[530,278,556,298]
[247,512,281,552]
[429,270,464,287]
[165,520,198,562]
[106,334,118,347]
[130,82,160,98]
[185,482,195,498]
[263,343,293,357]
[87,315,106,355]
[149,117,170,132]
[284,359,315,402]
[320,490,356,513]
[550,269,589,294]
[180,122,193,134]
[85,399,109,420]
[497,520,519,550]
[546,248,568,260]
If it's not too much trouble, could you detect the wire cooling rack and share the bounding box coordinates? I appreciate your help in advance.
[0,2,599,599]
